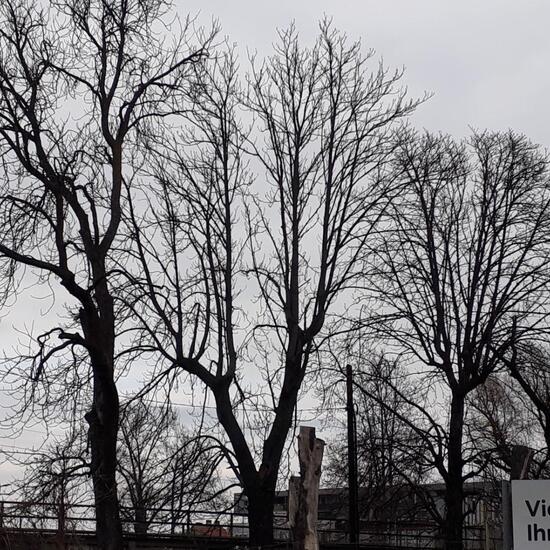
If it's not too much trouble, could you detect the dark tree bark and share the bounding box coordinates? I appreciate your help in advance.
[133,505,148,536]
[445,394,465,550]
[79,275,122,548]
[247,485,278,547]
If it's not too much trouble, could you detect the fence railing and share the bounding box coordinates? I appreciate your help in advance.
[0,500,502,550]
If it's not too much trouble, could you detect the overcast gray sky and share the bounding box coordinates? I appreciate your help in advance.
[182,0,550,145]
[1,0,549,486]
[2,1,548,355]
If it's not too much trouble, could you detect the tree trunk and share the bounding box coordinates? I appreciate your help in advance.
[212,349,305,548]
[213,387,276,546]
[444,393,465,550]
[83,306,123,550]
[247,485,276,548]
[134,505,148,535]
[56,472,67,549]
[214,371,299,548]
[86,381,123,550]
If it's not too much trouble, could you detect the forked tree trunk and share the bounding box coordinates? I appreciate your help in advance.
[214,387,279,548]
[216,354,305,549]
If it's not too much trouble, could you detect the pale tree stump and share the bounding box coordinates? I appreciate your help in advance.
[289,426,325,550]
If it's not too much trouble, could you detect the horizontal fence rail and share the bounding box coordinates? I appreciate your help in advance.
[0,500,502,550]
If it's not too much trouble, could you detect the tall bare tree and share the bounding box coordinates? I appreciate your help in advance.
[371,130,550,550]
[0,1,212,547]
[124,23,418,546]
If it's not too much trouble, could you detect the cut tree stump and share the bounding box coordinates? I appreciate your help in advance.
[289,426,325,550]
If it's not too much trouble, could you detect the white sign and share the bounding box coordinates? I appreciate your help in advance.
[512,480,550,549]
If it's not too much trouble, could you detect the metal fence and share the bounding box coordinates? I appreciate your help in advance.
[0,500,502,550]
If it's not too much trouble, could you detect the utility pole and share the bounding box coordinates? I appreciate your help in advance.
[346,364,359,545]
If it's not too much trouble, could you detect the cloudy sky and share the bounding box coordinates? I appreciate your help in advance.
[182,0,550,145]
[1,0,549,486]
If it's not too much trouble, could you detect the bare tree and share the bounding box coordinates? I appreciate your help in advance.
[9,428,90,535]
[117,400,231,535]
[370,130,550,550]
[467,374,546,479]
[123,22,419,546]
[11,400,229,537]
[0,1,213,547]
[495,339,550,457]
